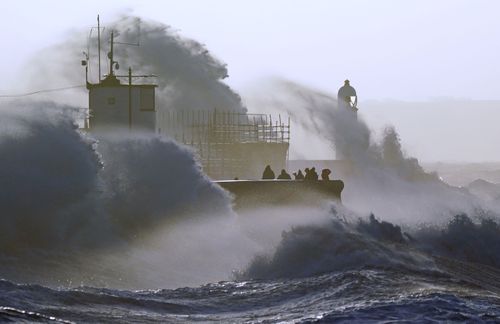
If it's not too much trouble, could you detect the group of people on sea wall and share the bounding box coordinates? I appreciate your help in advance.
[262,165,332,181]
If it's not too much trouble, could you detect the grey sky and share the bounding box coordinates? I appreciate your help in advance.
[2,0,500,99]
[1,1,499,161]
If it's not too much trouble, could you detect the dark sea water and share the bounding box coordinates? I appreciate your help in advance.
[2,212,500,323]
[1,267,500,323]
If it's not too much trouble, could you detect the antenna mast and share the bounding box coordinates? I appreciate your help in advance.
[109,31,114,76]
[97,15,101,82]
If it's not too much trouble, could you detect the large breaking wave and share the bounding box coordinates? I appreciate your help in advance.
[0,103,236,288]
[0,106,103,251]
[240,207,500,282]
[0,104,230,251]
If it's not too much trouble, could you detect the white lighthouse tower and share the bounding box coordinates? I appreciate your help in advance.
[84,27,157,131]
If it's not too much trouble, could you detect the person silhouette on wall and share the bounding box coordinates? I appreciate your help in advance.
[304,168,311,180]
[277,169,292,180]
[294,169,305,180]
[305,167,318,181]
[310,167,319,181]
[321,168,331,181]
[262,165,275,179]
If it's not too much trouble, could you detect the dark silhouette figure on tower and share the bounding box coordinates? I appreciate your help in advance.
[338,79,358,113]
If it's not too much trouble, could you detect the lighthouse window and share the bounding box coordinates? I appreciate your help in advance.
[107,97,116,105]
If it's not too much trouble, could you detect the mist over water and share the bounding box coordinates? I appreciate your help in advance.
[0,102,246,288]
[233,79,500,286]
[97,131,231,235]
[244,79,499,226]
[241,207,500,281]
[0,102,330,289]
[2,73,500,290]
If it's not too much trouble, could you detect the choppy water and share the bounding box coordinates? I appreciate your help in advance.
[2,211,500,323]
[1,267,500,323]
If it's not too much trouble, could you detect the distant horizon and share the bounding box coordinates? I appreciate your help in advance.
[289,159,500,164]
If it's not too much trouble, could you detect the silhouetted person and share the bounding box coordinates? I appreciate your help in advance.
[262,165,275,179]
[321,168,331,181]
[310,167,319,181]
[294,169,305,180]
[305,167,318,181]
[277,169,291,180]
[304,168,310,180]
[337,79,358,112]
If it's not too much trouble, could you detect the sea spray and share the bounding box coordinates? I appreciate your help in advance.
[0,103,231,248]
[239,209,435,280]
[107,16,246,113]
[96,131,231,237]
[0,105,103,250]
[22,15,246,113]
[237,79,500,281]
[243,79,497,225]
[240,208,500,281]
[0,102,332,289]
[0,103,252,288]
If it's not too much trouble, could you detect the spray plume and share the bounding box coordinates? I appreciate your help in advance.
[243,79,499,225]
[22,15,245,113]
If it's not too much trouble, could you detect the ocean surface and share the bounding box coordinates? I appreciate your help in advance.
[2,211,500,323]
[1,265,500,323]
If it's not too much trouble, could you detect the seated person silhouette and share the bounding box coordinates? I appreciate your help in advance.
[305,167,319,181]
[310,167,319,180]
[293,169,305,180]
[277,169,292,180]
[321,168,331,181]
[262,165,275,179]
